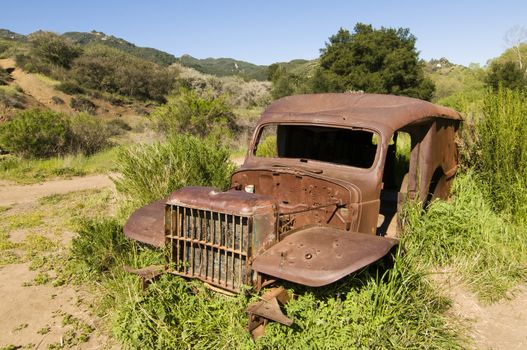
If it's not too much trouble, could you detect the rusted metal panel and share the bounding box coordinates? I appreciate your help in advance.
[164,186,277,292]
[123,199,166,247]
[251,226,398,287]
[259,93,461,132]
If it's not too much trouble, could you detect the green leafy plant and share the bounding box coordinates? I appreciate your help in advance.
[0,109,69,157]
[114,134,235,210]
[151,89,237,138]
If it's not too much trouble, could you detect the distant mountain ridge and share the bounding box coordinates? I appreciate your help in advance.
[0,29,27,42]
[62,31,178,67]
[1,28,270,80]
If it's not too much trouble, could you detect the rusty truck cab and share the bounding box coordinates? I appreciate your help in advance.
[124,93,461,293]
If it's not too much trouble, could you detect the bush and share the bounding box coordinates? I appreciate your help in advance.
[70,96,97,114]
[106,118,132,136]
[151,89,237,138]
[0,109,111,158]
[0,109,69,157]
[485,61,527,91]
[114,134,235,209]
[56,80,85,95]
[67,113,111,155]
[71,44,173,102]
[28,31,82,69]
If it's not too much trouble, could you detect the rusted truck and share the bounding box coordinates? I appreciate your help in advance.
[124,93,461,330]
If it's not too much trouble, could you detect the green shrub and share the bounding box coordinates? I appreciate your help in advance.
[0,109,111,158]
[0,68,10,85]
[70,96,97,114]
[28,31,82,69]
[0,109,69,157]
[71,44,173,102]
[67,113,111,155]
[56,80,85,95]
[71,218,130,274]
[114,134,235,209]
[106,118,132,136]
[151,89,236,138]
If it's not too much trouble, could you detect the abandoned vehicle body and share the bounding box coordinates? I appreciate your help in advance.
[124,93,462,293]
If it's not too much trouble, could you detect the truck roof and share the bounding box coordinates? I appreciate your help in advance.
[260,93,462,132]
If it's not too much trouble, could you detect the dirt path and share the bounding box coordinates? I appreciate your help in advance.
[445,277,527,349]
[0,175,118,349]
[0,58,74,114]
[0,264,113,349]
[0,174,115,206]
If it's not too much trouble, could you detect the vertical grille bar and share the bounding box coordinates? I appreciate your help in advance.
[167,204,253,292]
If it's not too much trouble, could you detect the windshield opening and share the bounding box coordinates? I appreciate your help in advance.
[254,124,378,169]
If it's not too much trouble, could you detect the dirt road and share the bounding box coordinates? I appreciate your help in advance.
[0,174,115,206]
[0,175,117,349]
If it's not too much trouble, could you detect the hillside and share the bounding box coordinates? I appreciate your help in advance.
[62,31,178,66]
[0,29,26,42]
[179,54,268,81]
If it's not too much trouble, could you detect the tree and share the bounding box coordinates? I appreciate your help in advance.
[485,61,527,91]
[504,25,527,72]
[267,63,310,99]
[313,24,435,101]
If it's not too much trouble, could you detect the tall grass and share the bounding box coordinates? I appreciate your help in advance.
[0,147,119,183]
[69,219,462,350]
[472,88,527,223]
[403,173,527,302]
[114,134,235,212]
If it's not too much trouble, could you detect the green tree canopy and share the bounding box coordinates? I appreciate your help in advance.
[485,61,527,91]
[313,24,435,100]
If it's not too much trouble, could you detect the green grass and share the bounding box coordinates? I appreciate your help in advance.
[0,147,119,184]
[403,172,527,302]
[66,216,463,350]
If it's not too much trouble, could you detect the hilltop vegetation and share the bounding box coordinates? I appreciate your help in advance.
[63,31,178,67]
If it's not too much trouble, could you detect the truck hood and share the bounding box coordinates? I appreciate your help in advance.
[252,226,398,287]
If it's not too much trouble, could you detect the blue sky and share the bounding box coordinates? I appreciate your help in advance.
[1,0,525,66]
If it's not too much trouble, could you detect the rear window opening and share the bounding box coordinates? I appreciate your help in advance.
[254,124,378,169]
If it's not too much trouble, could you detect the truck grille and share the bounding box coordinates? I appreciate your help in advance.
[166,205,253,292]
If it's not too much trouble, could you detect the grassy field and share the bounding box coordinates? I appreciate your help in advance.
[0,147,119,184]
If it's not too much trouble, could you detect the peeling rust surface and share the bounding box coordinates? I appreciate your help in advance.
[252,226,398,287]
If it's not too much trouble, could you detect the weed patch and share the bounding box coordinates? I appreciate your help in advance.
[68,218,463,349]
[0,147,118,184]
[404,173,527,302]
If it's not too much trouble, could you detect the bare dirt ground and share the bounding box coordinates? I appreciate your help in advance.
[0,174,115,206]
[451,284,527,349]
[0,263,114,349]
[0,58,74,114]
[0,176,118,349]
[0,58,147,119]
